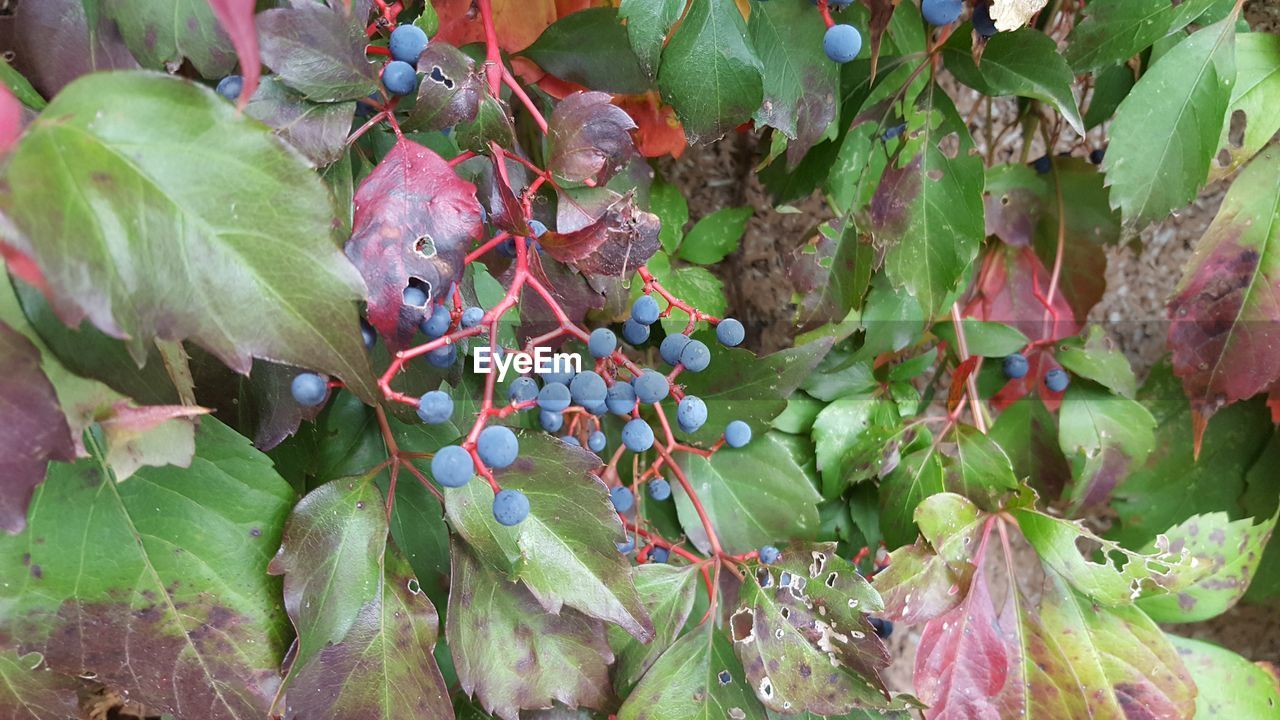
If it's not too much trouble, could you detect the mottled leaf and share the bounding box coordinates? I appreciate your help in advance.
[618,0,685,78]
[790,219,874,329]
[258,2,379,102]
[874,493,984,625]
[749,0,840,162]
[246,77,355,166]
[1169,635,1280,717]
[608,563,702,693]
[944,29,1083,135]
[0,650,80,720]
[618,622,766,720]
[547,92,639,185]
[1210,33,1280,180]
[2,72,378,401]
[1057,381,1156,514]
[544,189,659,276]
[522,8,650,94]
[102,0,236,76]
[1066,0,1229,72]
[403,43,484,133]
[346,138,483,348]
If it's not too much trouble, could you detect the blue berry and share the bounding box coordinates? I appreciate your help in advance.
[588,431,607,453]
[508,376,539,404]
[538,382,571,412]
[631,295,660,325]
[622,418,655,452]
[360,318,377,349]
[1090,148,1106,165]
[382,60,419,96]
[648,478,671,501]
[562,435,581,447]
[922,0,963,26]
[1044,368,1070,393]
[389,24,429,64]
[869,617,894,639]
[477,425,519,469]
[610,486,634,513]
[973,3,998,37]
[649,546,670,564]
[461,306,484,328]
[617,536,636,553]
[606,382,637,416]
[432,445,474,488]
[622,319,650,345]
[759,545,780,564]
[677,395,707,433]
[660,333,692,366]
[1002,353,1029,380]
[498,237,517,257]
[528,219,548,237]
[421,304,452,338]
[633,370,670,404]
[570,371,607,407]
[403,285,428,307]
[824,24,862,64]
[1032,155,1052,175]
[492,489,530,526]
[724,420,752,448]
[882,123,907,141]
[216,75,243,101]
[539,356,576,385]
[588,328,617,358]
[426,343,456,368]
[416,390,453,424]
[679,340,711,372]
[716,318,745,347]
[540,409,564,432]
[291,372,328,407]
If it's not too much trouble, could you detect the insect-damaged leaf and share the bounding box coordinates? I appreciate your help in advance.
[403,43,484,133]
[447,541,614,720]
[0,419,294,720]
[1167,148,1280,443]
[2,73,378,402]
[618,622,767,720]
[257,1,380,102]
[542,188,659,276]
[0,319,74,533]
[346,138,484,348]
[873,494,985,626]
[547,91,639,185]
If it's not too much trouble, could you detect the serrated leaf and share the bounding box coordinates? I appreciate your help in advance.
[447,542,614,720]
[1065,0,1228,73]
[1054,325,1136,398]
[102,0,235,76]
[444,432,654,641]
[1136,512,1275,623]
[404,43,484,133]
[1169,635,1280,717]
[1103,16,1236,227]
[522,8,650,94]
[934,320,1029,358]
[455,94,518,153]
[258,2,379,102]
[608,563,702,693]
[2,72,378,402]
[618,0,685,78]
[1057,381,1156,514]
[811,394,902,499]
[874,494,984,625]
[346,138,483,348]
[673,433,824,555]
[1210,33,1280,180]
[678,207,750,265]
[1166,147,1280,433]
[731,542,901,715]
[547,92,639,185]
[656,0,763,142]
[748,0,840,162]
[0,419,294,720]
[943,29,1083,135]
[946,425,1020,511]
[618,622,766,720]
[246,77,355,166]
[544,188,659,276]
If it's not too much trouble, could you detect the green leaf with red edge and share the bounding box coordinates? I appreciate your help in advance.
[346,138,483,348]
[608,562,702,694]
[0,319,75,533]
[0,649,80,719]
[208,0,260,104]
[444,431,654,642]
[521,8,650,94]
[748,0,840,163]
[656,0,763,142]
[543,188,659,276]
[873,493,984,626]
[618,621,767,720]
[547,92,639,186]
[2,72,378,403]
[943,29,1084,136]
[1167,147,1280,439]
[101,0,236,76]
[447,541,615,720]
[403,43,485,133]
[1170,635,1280,717]
[618,0,685,79]
[729,542,911,715]
[257,2,379,102]
[672,432,824,556]
[245,77,355,167]
[0,419,294,720]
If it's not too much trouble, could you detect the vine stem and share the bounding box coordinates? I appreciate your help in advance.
[949,303,988,433]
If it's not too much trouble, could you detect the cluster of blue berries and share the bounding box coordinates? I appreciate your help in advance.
[382,25,431,96]
[1001,352,1070,393]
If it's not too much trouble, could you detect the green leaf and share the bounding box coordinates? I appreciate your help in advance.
[730,542,905,715]
[878,445,945,548]
[1210,33,1280,180]
[1169,635,1280,717]
[1084,63,1135,129]
[873,493,984,625]
[943,29,1084,135]
[257,2,379,102]
[619,622,766,720]
[1136,512,1276,623]
[748,0,841,160]
[1054,326,1137,398]
[0,419,294,719]
[0,58,46,110]
[642,253,728,324]
[933,319,1029,357]
[1065,0,1230,72]
[791,218,875,328]
[673,433,824,555]
[1057,381,1156,514]
[811,394,902,499]
[656,0,763,141]
[2,72,377,402]
[946,425,1020,512]
[608,563,702,693]
[649,179,690,254]
[1242,434,1280,601]
[447,542,614,720]
[102,0,235,76]
[869,82,985,316]
[1103,16,1237,227]
[385,469,452,614]
[444,432,654,641]
[0,649,79,719]
[771,393,825,435]
[522,8,650,94]
[618,0,685,78]
[677,207,751,265]
[455,94,517,153]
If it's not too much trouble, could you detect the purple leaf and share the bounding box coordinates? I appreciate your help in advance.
[403,43,484,133]
[245,77,355,167]
[257,2,379,101]
[547,91,638,185]
[12,0,138,99]
[542,189,659,276]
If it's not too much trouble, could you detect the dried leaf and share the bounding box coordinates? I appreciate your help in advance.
[988,0,1049,32]
[541,189,659,276]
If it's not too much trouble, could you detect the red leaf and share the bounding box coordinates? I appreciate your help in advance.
[433,0,559,53]
[547,92,638,185]
[0,321,75,533]
[542,190,659,276]
[613,93,687,159]
[948,356,979,413]
[0,85,21,155]
[207,0,260,106]
[0,242,48,296]
[345,140,483,348]
[965,246,1079,343]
